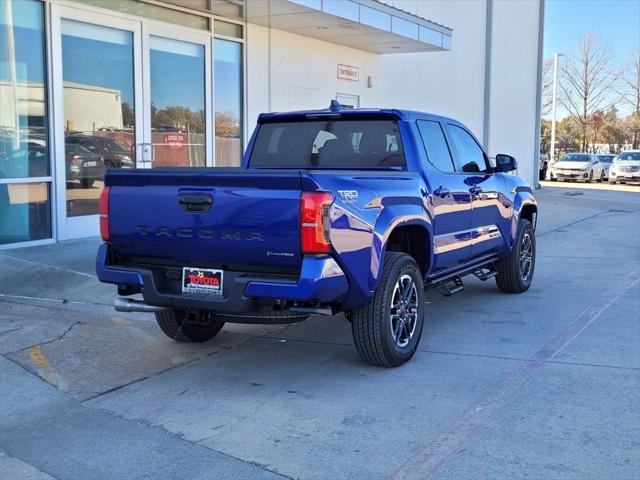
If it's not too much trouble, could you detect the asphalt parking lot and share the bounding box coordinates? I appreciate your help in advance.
[1,185,639,480]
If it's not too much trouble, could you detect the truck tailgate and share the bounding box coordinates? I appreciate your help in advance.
[106,169,303,269]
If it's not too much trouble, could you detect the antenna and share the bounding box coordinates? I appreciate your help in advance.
[329,100,342,112]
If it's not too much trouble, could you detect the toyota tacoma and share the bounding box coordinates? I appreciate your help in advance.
[96,102,537,367]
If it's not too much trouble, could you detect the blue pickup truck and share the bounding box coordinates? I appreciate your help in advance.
[96,103,537,367]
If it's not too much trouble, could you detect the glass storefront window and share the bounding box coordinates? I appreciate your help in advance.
[163,0,245,20]
[77,0,209,31]
[0,0,49,179]
[150,36,206,167]
[214,39,242,167]
[214,20,243,39]
[0,0,52,245]
[61,20,136,218]
[0,182,51,244]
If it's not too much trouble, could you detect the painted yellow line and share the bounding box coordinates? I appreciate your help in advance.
[27,345,67,389]
[27,346,51,372]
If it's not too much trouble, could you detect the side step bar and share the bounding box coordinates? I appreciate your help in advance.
[433,276,464,297]
[114,297,168,313]
[431,265,498,297]
[473,267,497,281]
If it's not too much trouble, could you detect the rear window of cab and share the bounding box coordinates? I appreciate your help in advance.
[249,120,406,169]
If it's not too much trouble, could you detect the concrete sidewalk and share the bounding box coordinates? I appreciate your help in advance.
[1,186,639,480]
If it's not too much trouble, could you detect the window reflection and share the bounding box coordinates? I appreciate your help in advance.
[61,20,135,217]
[214,39,242,166]
[0,0,49,179]
[150,36,205,167]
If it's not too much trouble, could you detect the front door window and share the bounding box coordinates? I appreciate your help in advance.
[447,125,489,173]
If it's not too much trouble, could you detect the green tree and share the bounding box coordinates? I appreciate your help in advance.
[121,102,134,129]
[151,105,204,133]
[600,108,626,153]
[540,118,551,154]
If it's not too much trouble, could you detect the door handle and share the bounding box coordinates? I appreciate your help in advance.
[433,186,450,198]
[140,143,154,163]
[178,193,213,213]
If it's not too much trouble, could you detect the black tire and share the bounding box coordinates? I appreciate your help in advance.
[351,252,425,368]
[155,309,225,343]
[81,179,92,189]
[597,171,604,183]
[609,179,616,185]
[495,219,535,293]
[587,170,593,182]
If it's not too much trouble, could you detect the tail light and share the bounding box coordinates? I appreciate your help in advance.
[300,192,333,253]
[99,187,110,241]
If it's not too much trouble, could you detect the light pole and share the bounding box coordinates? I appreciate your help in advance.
[549,53,564,166]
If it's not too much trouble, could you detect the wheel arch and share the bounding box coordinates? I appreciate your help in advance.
[385,224,430,276]
[370,207,433,291]
[513,192,538,230]
[508,192,538,249]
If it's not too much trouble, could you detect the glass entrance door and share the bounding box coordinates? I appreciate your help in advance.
[52,8,211,239]
[52,6,142,239]
[142,25,211,168]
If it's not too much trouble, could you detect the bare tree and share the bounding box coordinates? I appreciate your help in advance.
[541,58,555,117]
[621,53,640,148]
[559,34,620,151]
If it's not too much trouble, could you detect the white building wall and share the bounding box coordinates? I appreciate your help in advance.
[487,0,542,184]
[376,0,488,136]
[245,0,541,185]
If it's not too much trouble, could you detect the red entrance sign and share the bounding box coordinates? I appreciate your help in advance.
[337,64,359,82]
[163,133,186,150]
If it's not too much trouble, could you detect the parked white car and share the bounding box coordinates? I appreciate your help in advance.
[549,153,605,183]
[609,150,640,184]
[597,154,616,179]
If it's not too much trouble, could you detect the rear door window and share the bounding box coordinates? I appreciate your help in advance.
[249,120,405,169]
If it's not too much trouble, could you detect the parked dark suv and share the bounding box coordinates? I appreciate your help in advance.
[66,134,134,169]
[65,143,105,189]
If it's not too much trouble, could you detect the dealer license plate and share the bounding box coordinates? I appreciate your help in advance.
[182,267,223,296]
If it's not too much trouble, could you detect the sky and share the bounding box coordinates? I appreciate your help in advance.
[544,0,640,118]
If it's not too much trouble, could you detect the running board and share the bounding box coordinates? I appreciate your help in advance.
[433,276,464,297]
[473,266,497,281]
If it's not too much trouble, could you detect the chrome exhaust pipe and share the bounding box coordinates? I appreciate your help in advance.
[114,297,168,313]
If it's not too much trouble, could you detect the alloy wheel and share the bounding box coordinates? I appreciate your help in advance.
[390,274,419,348]
[519,232,533,281]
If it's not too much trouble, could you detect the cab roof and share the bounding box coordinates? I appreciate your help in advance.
[257,103,459,125]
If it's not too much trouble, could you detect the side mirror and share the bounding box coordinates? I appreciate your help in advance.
[495,154,517,172]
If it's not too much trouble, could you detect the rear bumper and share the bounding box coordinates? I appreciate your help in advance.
[95,244,348,313]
